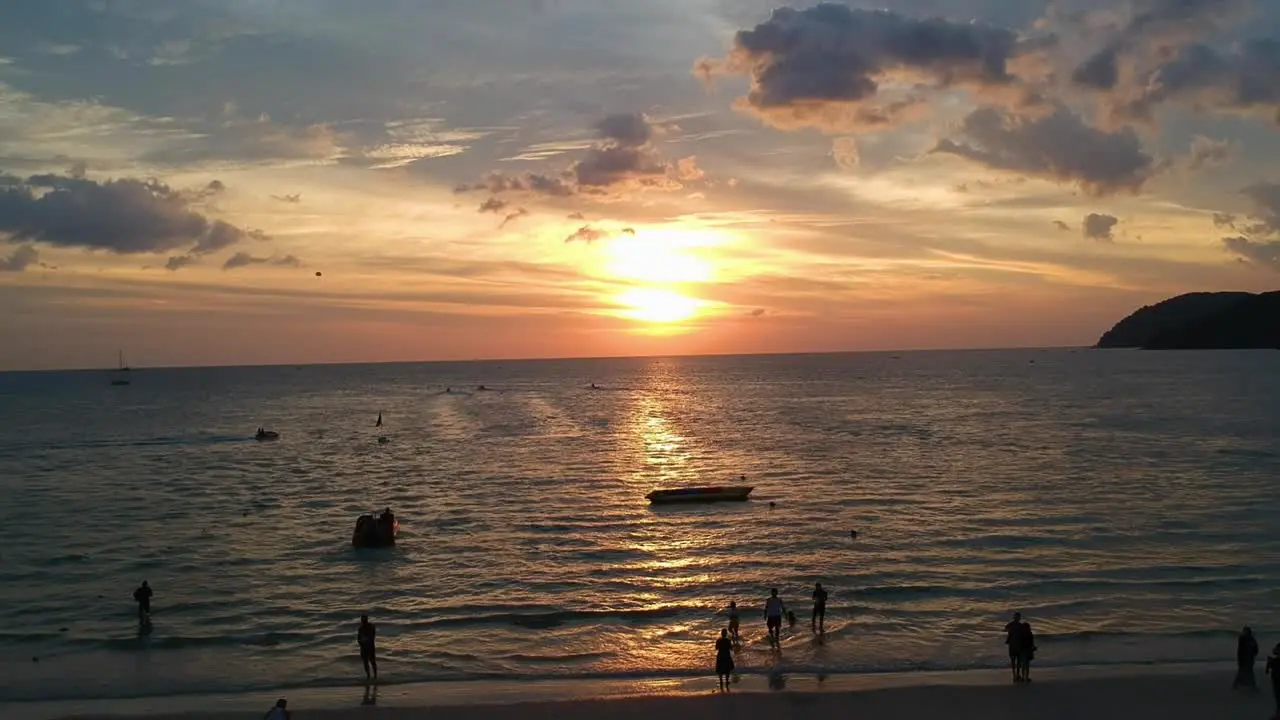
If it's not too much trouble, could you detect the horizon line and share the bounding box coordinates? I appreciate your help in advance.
[0,344,1096,375]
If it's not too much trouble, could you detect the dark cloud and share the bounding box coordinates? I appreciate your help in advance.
[1241,182,1280,234]
[1107,39,1280,125]
[223,252,302,270]
[621,228,636,235]
[478,197,508,213]
[457,172,575,198]
[165,255,197,271]
[697,4,1047,132]
[190,220,245,255]
[0,244,38,272]
[750,308,766,317]
[1053,220,1072,231]
[595,113,654,146]
[933,107,1157,196]
[459,114,701,200]
[1215,182,1280,270]
[272,193,302,203]
[499,207,529,228]
[1082,213,1119,241]
[1071,0,1247,92]
[567,212,585,220]
[1222,236,1280,271]
[0,173,259,255]
[564,225,607,244]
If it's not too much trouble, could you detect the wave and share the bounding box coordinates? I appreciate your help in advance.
[408,606,690,630]
[0,434,251,454]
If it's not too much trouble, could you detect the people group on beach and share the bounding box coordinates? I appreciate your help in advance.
[1003,612,1036,683]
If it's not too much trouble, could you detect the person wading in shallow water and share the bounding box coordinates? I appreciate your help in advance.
[358,615,378,681]
[764,588,787,646]
[133,581,153,623]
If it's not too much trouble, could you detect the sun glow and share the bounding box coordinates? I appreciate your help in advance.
[615,288,701,323]
[603,236,712,284]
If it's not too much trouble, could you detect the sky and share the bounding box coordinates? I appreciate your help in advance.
[1,0,1279,370]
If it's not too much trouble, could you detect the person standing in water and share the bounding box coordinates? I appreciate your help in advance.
[726,600,740,642]
[133,581,153,622]
[1234,626,1259,689]
[811,583,828,633]
[764,588,787,646]
[714,628,735,690]
[358,615,378,681]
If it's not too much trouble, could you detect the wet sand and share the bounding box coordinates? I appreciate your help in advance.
[36,667,1275,720]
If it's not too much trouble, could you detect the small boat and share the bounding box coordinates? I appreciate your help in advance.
[352,510,397,548]
[255,429,280,441]
[645,486,754,504]
[110,350,131,386]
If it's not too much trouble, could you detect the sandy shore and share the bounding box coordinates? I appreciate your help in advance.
[16,665,1275,720]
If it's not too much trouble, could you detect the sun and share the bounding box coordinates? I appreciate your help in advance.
[616,288,701,323]
[603,235,712,284]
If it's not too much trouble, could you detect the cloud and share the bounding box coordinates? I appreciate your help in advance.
[1082,213,1119,241]
[1215,182,1280,270]
[147,115,346,165]
[831,137,860,169]
[932,107,1157,195]
[564,225,607,244]
[0,172,257,255]
[271,193,301,203]
[750,308,766,317]
[1241,182,1280,234]
[1183,135,1231,171]
[1071,0,1249,93]
[165,255,197,271]
[223,252,302,270]
[500,207,529,228]
[478,197,509,213]
[0,244,37,272]
[1053,220,1072,231]
[1108,39,1280,125]
[697,4,1046,133]
[1222,236,1280,271]
[459,113,701,200]
[567,212,585,220]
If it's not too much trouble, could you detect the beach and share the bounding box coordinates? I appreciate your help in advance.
[16,665,1276,720]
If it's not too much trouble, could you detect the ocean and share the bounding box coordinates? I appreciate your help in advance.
[1,349,1277,704]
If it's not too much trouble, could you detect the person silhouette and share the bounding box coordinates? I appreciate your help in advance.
[1234,626,1259,689]
[358,615,378,681]
[1265,642,1280,716]
[133,581,153,622]
[715,628,734,690]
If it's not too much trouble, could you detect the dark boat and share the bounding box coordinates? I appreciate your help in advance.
[646,486,754,504]
[352,511,397,548]
[255,429,280,441]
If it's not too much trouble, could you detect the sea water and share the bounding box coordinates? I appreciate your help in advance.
[0,349,1277,703]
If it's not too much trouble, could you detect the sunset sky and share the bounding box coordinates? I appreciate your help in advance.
[2,0,1279,370]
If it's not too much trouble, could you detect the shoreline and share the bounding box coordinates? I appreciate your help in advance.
[4,661,1265,720]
